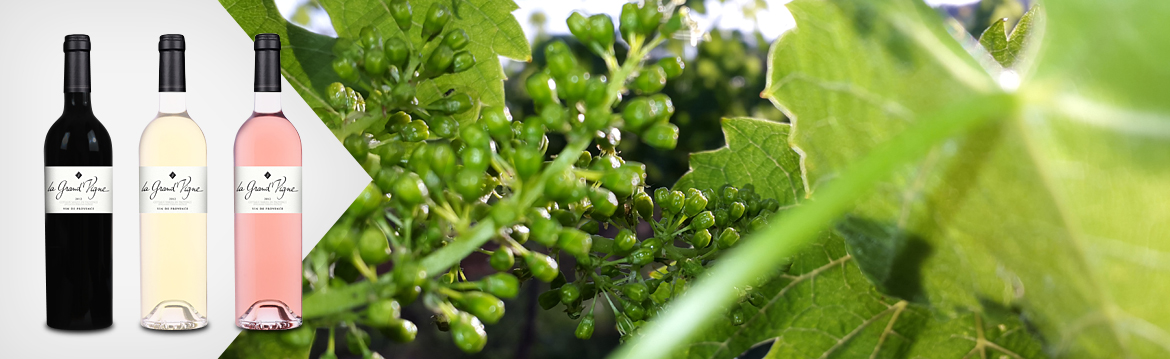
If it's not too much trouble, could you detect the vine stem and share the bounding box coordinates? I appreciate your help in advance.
[608,93,1017,359]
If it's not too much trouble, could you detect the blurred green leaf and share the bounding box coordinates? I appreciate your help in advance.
[674,117,805,205]
[219,331,310,359]
[761,0,1170,357]
[977,5,1037,68]
[317,0,531,123]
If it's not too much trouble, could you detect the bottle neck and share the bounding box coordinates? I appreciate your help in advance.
[64,92,94,116]
[254,92,282,114]
[159,92,187,114]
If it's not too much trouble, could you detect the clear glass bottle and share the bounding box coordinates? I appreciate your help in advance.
[139,34,208,330]
[234,33,303,330]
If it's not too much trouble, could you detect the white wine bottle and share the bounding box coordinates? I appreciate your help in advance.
[139,34,208,330]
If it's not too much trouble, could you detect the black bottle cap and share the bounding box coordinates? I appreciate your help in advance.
[254,33,281,92]
[64,34,91,93]
[159,34,186,92]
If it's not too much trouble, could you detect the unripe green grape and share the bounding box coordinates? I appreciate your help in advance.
[714,207,730,228]
[332,57,359,82]
[490,201,519,225]
[525,252,560,282]
[460,123,491,149]
[398,285,422,305]
[729,201,746,221]
[323,222,356,256]
[401,120,429,142]
[458,291,506,324]
[621,97,654,131]
[453,168,486,200]
[545,41,577,79]
[544,169,581,202]
[682,188,708,217]
[717,227,741,249]
[461,146,490,172]
[389,0,412,31]
[425,44,455,76]
[574,151,593,168]
[392,172,428,205]
[344,133,368,158]
[428,115,459,138]
[648,93,676,121]
[364,49,388,76]
[628,247,655,267]
[690,228,711,249]
[346,182,382,217]
[357,226,391,265]
[382,37,409,68]
[567,12,591,44]
[588,187,618,218]
[720,185,739,203]
[451,313,487,353]
[624,300,646,321]
[381,318,418,343]
[557,228,592,259]
[558,70,589,103]
[623,282,649,302]
[763,198,780,212]
[520,118,547,145]
[691,210,715,230]
[390,82,417,105]
[394,263,428,289]
[427,92,473,115]
[637,1,662,35]
[640,237,663,252]
[539,104,569,132]
[583,107,611,131]
[632,65,667,94]
[366,299,403,327]
[526,72,558,105]
[658,56,685,78]
[429,143,457,177]
[661,190,684,215]
[619,3,640,43]
[407,144,432,172]
[452,51,476,73]
[327,82,347,109]
[583,76,609,107]
[511,145,544,179]
[633,191,654,220]
[443,29,469,50]
[615,228,637,253]
[359,26,383,51]
[642,122,679,150]
[422,3,451,41]
[480,273,520,299]
[559,283,581,305]
[489,247,515,271]
[588,14,615,49]
[480,106,513,142]
[701,188,718,210]
[575,315,595,339]
[601,166,641,198]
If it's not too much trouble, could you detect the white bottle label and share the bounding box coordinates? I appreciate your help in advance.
[139,166,207,214]
[45,166,113,214]
[235,166,302,214]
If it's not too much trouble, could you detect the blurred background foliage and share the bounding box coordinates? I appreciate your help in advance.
[220,1,1030,358]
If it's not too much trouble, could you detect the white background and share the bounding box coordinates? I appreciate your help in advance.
[0,0,370,357]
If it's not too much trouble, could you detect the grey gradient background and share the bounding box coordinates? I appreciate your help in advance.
[0,0,370,357]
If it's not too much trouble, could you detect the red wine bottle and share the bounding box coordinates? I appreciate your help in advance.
[44,34,113,330]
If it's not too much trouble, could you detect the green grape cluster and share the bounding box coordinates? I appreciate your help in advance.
[300,2,778,357]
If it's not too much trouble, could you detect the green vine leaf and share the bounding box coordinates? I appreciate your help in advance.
[674,117,806,206]
[763,0,1170,357]
[317,0,531,123]
[977,6,1038,68]
[220,0,344,114]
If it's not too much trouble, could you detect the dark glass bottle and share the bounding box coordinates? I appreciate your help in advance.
[43,34,113,330]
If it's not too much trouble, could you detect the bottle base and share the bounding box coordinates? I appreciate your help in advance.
[237,299,301,330]
[141,300,209,331]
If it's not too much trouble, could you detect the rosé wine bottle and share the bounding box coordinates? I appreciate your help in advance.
[234,33,302,330]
